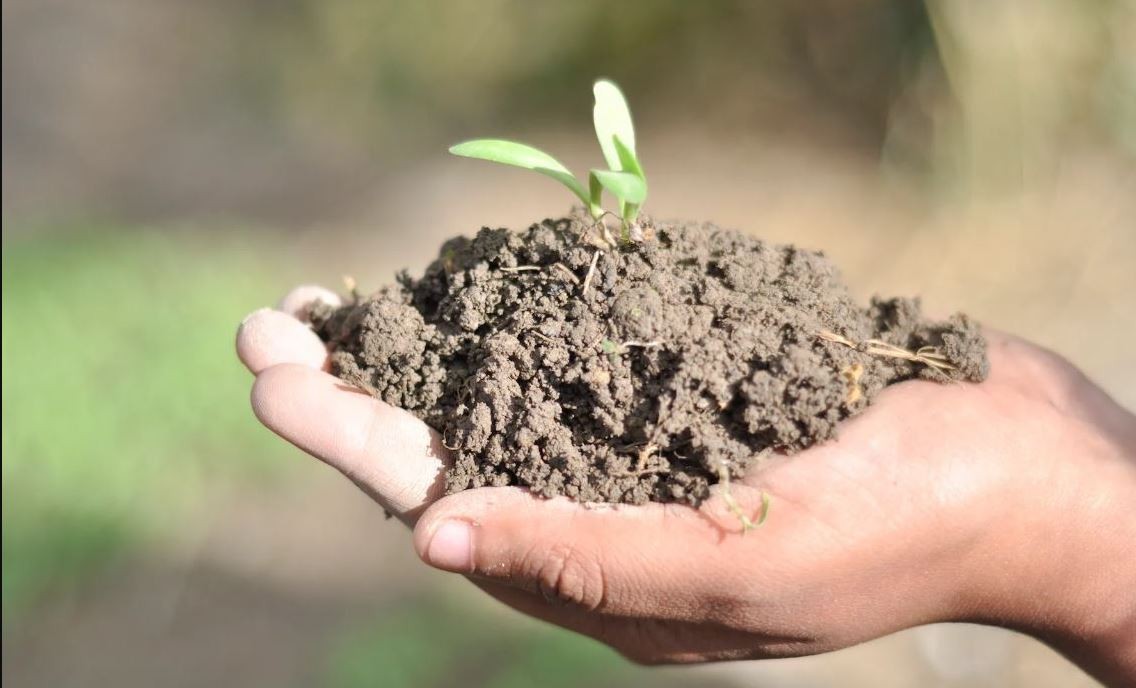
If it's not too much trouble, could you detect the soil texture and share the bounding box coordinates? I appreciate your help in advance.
[312,213,988,506]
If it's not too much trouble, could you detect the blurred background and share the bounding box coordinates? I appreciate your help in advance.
[3,1,1133,686]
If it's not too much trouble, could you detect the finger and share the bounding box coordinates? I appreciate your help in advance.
[277,284,342,322]
[412,486,792,624]
[252,363,449,524]
[236,308,328,374]
[473,580,779,664]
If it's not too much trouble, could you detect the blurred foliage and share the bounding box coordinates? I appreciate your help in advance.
[325,597,648,688]
[4,0,1131,225]
[246,1,938,149]
[231,0,1135,165]
[914,0,1136,193]
[1,228,285,617]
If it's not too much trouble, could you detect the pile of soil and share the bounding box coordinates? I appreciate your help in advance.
[312,213,988,506]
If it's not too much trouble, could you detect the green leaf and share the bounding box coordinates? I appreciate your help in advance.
[592,80,636,172]
[449,139,589,206]
[622,202,640,224]
[590,169,647,206]
[613,136,645,181]
[588,172,603,212]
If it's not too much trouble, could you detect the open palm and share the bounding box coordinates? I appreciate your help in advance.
[238,285,1136,668]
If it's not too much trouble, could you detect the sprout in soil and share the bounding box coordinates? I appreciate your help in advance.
[450,80,769,530]
[449,79,648,242]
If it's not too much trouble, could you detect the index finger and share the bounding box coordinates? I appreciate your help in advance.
[252,363,451,525]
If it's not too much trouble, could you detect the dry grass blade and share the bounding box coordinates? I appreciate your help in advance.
[818,331,957,372]
[817,330,855,346]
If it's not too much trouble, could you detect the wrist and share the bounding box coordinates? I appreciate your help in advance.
[1046,433,1135,686]
[1043,427,1136,686]
[964,412,1136,685]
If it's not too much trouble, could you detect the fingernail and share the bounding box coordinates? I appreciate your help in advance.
[425,520,473,572]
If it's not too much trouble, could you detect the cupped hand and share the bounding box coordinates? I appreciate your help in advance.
[237,286,1136,680]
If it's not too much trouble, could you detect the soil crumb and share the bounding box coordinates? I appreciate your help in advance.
[312,213,988,506]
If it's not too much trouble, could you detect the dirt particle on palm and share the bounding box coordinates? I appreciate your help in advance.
[312,213,988,506]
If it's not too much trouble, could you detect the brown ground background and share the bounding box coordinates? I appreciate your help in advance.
[3,1,1133,687]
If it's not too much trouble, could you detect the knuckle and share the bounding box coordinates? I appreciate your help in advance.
[522,543,607,611]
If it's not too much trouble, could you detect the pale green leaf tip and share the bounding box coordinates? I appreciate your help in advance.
[449,141,481,155]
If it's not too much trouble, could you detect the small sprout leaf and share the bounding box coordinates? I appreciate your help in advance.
[590,169,647,206]
[450,80,647,221]
[593,80,636,171]
[449,139,590,206]
[613,135,645,181]
[589,171,603,212]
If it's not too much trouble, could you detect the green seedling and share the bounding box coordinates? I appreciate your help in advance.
[449,79,649,240]
[592,79,645,224]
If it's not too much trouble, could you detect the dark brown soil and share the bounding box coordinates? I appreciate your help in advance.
[312,213,987,506]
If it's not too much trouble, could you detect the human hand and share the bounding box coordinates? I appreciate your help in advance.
[238,286,1136,686]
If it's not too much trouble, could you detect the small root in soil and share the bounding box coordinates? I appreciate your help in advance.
[581,250,602,296]
[551,262,581,284]
[525,329,557,346]
[601,339,664,356]
[716,464,770,533]
[498,265,542,274]
[612,441,670,477]
[590,213,620,248]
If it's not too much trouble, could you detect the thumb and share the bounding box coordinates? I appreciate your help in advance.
[412,486,769,623]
